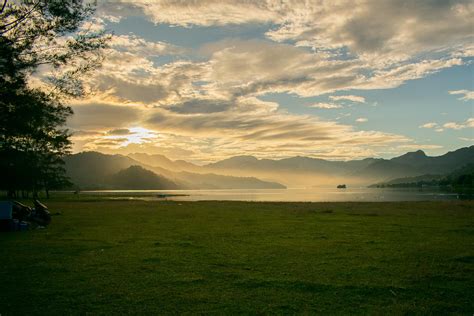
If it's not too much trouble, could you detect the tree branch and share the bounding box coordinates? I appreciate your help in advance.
[0,0,41,34]
[0,0,8,14]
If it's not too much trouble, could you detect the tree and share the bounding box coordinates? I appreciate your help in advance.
[0,0,109,197]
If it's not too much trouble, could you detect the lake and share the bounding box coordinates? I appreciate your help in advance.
[80,187,470,202]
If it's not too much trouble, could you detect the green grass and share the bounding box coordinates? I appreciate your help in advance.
[0,199,473,314]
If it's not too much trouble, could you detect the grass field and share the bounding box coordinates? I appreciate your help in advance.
[0,198,473,314]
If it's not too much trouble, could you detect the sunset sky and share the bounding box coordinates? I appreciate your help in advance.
[65,0,473,163]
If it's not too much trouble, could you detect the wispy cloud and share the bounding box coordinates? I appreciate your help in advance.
[420,119,474,131]
[329,95,366,103]
[443,118,474,130]
[449,90,474,101]
[356,118,368,123]
[308,103,342,109]
[107,128,132,136]
[419,122,438,129]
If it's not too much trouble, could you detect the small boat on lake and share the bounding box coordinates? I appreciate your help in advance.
[337,184,347,189]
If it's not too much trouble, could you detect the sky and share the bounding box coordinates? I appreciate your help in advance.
[65,0,473,163]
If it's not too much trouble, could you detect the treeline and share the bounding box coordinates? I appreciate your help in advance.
[1,151,71,199]
[373,163,474,191]
[0,1,108,198]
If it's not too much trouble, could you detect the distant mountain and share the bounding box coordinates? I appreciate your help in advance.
[391,147,474,173]
[174,171,285,189]
[208,155,262,170]
[64,152,139,189]
[128,153,175,169]
[128,153,200,172]
[205,146,474,186]
[370,163,474,189]
[207,155,378,175]
[390,150,428,166]
[205,154,384,186]
[64,146,473,189]
[357,146,474,182]
[64,151,285,190]
[110,165,178,190]
[351,160,420,182]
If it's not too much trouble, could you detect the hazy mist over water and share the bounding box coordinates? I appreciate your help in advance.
[81,188,464,202]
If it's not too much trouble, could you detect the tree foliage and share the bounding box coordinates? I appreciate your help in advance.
[0,0,109,197]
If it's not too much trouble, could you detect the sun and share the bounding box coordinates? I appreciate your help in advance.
[123,127,157,145]
[101,127,158,148]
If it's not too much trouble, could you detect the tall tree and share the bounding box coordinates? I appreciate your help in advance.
[0,0,109,197]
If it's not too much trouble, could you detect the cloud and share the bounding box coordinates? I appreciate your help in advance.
[71,130,105,138]
[109,34,184,56]
[107,128,132,135]
[101,0,278,27]
[199,39,460,99]
[449,90,474,101]
[73,2,473,108]
[204,40,465,98]
[308,103,343,109]
[94,138,129,147]
[73,103,412,162]
[143,97,408,150]
[67,102,142,130]
[83,15,470,107]
[163,98,234,114]
[72,14,469,115]
[419,122,437,129]
[86,52,209,104]
[329,95,366,103]
[420,118,474,131]
[103,1,473,62]
[204,39,352,97]
[265,1,473,62]
[443,122,464,130]
[443,118,474,130]
[93,141,198,161]
[358,58,464,90]
[356,118,368,123]
[79,17,106,32]
[60,1,473,160]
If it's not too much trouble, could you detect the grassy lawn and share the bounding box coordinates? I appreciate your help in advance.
[0,199,473,314]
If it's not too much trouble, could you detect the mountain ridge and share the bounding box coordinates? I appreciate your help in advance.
[64,151,285,190]
[203,146,474,185]
[64,146,473,189]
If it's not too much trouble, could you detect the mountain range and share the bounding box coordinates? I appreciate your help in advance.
[64,146,474,190]
[64,152,285,190]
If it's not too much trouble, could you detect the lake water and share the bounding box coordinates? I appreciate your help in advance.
[81,187,470,202]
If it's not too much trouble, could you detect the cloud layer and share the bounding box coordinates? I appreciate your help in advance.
[65,1,474,161]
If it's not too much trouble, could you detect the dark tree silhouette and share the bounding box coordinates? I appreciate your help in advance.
[0,0,109,197]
